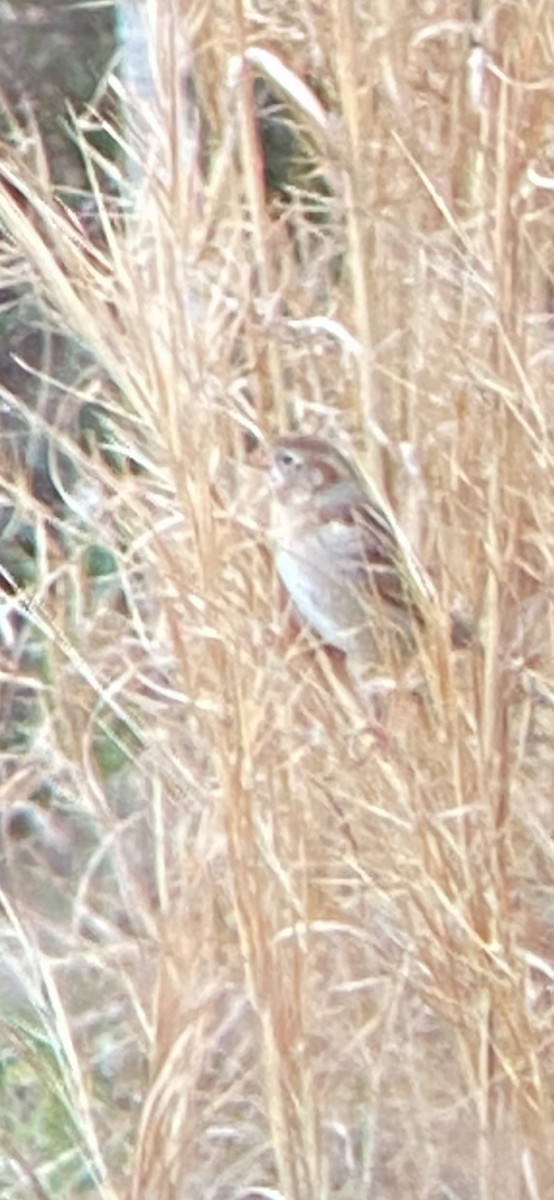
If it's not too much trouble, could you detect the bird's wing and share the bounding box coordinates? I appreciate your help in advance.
[317,496,426,620]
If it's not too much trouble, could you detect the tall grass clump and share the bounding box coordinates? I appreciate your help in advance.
[0,2,554,1198]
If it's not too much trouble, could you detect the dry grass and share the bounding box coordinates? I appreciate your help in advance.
[1,2,554,1198]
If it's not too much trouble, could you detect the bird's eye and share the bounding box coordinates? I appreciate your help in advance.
[278,449,298,469]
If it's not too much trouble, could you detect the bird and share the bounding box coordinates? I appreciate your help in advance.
[267,433,469,671]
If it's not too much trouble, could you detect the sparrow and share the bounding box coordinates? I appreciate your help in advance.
[268,433,469,669]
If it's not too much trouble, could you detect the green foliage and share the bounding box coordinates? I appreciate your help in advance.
[92,714,142,778]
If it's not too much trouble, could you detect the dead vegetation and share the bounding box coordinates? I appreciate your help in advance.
[0,2,554,1198]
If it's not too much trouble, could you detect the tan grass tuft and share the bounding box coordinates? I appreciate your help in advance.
[1,3,554,1198]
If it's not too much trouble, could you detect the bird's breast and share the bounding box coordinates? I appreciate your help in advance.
[273,528,371,655]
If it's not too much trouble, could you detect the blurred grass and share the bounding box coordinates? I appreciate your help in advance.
[0,2,554,1198]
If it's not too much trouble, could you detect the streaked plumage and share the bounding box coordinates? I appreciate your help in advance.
[269,434,438,666]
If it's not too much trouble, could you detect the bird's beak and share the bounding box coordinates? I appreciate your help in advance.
[248,441,270,469]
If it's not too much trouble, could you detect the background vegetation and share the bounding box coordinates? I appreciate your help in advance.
[1,1,554,1197]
